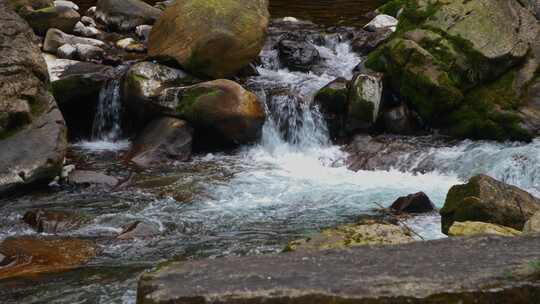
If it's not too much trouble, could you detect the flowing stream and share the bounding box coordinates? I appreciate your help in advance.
[2,17,540,304]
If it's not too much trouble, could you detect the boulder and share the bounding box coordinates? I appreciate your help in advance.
[0,236,96,280]
[148,0,269,78]
[57,43,77,59]
[313,77,349,140]
[23,210,88,233]
[75,43,104,61]
[364,14,398,32]
[0,3,67,195]
[54,0,79,11]
[117,221,160,239]
[347,72,383,133]
[285,220,414,252]
[523,211,540,234]
[278,33,321,72]
[440,175,540,234]
[24,6,80,36]
[390,192,435,213]
[382,103,421,134]
[126,117,192,168]
[366,0,539,141]
[95,0,161,31]
[7,0,53,13]
[351,28,393,55]
[159,79,266,147]
[123,61,198,122]
[73,21,100,38]
[43,28,105,54]
[448,221,521,237]
[138,235,540,304]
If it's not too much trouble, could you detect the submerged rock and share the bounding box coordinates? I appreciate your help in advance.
[138,235,540,303]
[126,117,193,168]
[117,221,160,240]
[440,175,540,234]
[148,0,269,78]
[390,192,435,213]
[0,237,97,280]
[285,220,414,252]
[448,221,521,237]
[366,0,539,141]
[68,170,118,187]
[23,210,88,234]
[95,0,161,31]
[0,3,67,195]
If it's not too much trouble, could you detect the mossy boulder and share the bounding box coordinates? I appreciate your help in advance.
[24,6,80,36]
[440,175,540,234]
[7,0,53,13]
[148,0,269,79]
[285,219,414,253]
[95,0,161,31]
[347,72,384,133]
[313,77,349,140]
[448,221,521,237]
[366,0,540,141]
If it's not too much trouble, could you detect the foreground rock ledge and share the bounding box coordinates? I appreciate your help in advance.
[138,235,540,303]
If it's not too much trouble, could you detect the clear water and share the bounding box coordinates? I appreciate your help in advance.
[3,18,540,304]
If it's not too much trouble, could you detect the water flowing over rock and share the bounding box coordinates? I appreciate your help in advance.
[148,0,269,78]
[95,0,161,31]
[138,235,540,304]
[448,221,521,237]
[278,32,321,72]
[126,117,193,168]
[0,3,67,195]
[441,174,540,234]
[23,210,88,234]
[366,0,540,141]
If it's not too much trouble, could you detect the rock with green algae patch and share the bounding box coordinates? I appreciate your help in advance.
[440,174,540,235]
[366,0,540,141]
[148,0,269,79]
[285,219,414,253]
[448,221,522,237]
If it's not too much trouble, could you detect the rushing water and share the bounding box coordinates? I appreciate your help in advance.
[3,15,540,304]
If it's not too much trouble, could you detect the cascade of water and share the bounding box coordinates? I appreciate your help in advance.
[247,34,361,154]
[91,66,128,142]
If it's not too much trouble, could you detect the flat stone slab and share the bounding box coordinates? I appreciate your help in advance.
[138,235,540,303]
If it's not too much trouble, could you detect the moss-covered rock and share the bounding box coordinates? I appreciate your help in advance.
[148,0,269,79]
[366,0,540,141]
[440,175,540,234]
[24,6,80,36]
[448,221,521,237]
[347,72,384,133]
[313,77,349,140]
[285,219,414,253]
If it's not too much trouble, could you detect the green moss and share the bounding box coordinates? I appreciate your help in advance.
[377,0,407,17]
[176,86,222,120]
[440,178,481,234]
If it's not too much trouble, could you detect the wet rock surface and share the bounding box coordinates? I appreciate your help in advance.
[0,236,97,280]
[126,117,193,168]
[138,235,540,304]
[391,192,435,214]
[23,210,88,233]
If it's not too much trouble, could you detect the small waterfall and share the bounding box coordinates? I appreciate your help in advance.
[91,66,128,142]
[247,33,361,153]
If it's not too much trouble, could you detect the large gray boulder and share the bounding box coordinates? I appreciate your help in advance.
[95,0,161,31]
[138,235,540,303]
[0,3,67,195]
[440,175,540,234]
[24,6,80,36]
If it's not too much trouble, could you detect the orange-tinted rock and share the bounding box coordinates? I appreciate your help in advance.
[0,237,97,280]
